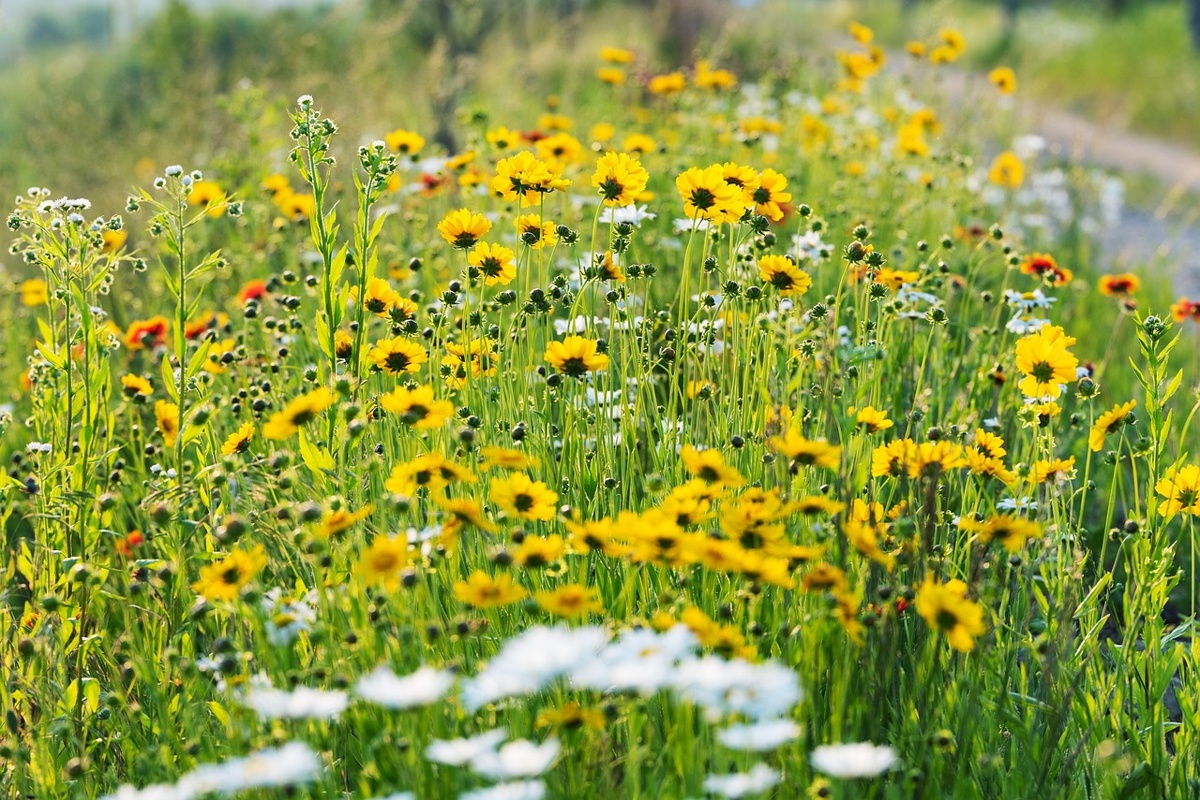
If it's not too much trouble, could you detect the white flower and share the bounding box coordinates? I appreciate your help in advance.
[101,784,188,800]
[25,442,52,454]
[426,729,508,766]
[469,738,560,779]
[458,780,546,800]
[571,625,697,694]
[356,665,454,709]
[997,495,1038,512]
[717,719,801,751]
[810,741,898,778]
[365,793,415,800]
[671,656,803,721]
[702,763,782,798]
[238,682,349,720]
[182,741,321,794]
[461,626,609,710]
[674,217,710,233]
[600,204,657,226]
[1006,314,1050,335]
[262,588,316,646]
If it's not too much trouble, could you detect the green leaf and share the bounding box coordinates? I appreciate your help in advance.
[34,341,65,370]
[161,353,179,402]
[187,338,214,377]
[297,428,333,474]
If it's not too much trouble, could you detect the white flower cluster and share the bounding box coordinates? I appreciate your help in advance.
[102,741,321,800]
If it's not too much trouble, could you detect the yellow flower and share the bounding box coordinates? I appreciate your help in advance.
[988,66,1017,94]
[599,46,635,64]
[155,400,179,446]
[262,387,335,440]
[385,128,425,155]
[480,446,541,471]
[221,422,255,456]
[896,123,930,158]
[515,215,558,250]
[356,535,410,590]
[648,71,686,95]
[974,515,1040,551]
[720,162,761,206]
[843,520,895,570]
[1155,464,1200,518]
[597,67,626,85]
[1020,253,1072,286]
[908,441,966,479]
[622,133,657,154]
[437,496,498,541]
[915,575,987,652]
[19,279,48,307]
[363,277,401,318]
[544,336,609,377]
[486,125,520,150]
[536,132,585,167]
[491,151,570,206]
[939,28,967,56]
[1032,456,1076,485]
[536,701,605,731]
[988,151,1025,189]
[676,165,745,225]
[757,255,811,296]
[905,41,928,58]
[853,406,893,434]
[193,545,267,602]
[438,208,492,250]
[751,168,792,222]
[591,152,649,207]
[694,59,737,90]
[318,505,373,538]
[380,384,454,429]
[769,430,840,470]
[121,374,153,398]
[186,180,225,217]
[535,584,603,617]
[1015,325,1078,400]
[385,453,476,496]
[369,337,429,376]
[467,242,517,287]
[491,473,559,522]
[101,229,128,255]
[872,439,916,477]
[681,445,745,487]
[802,563,849,595]
[1090,400,1136,452]
[848,21,873,44]
[454,571,528,608]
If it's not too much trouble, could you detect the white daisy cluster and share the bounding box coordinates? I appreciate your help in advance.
[102,742,321,800]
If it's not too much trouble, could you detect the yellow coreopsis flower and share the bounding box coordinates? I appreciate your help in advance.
[356,534,410,590]
[385,128,425,155]
[988,66,1017,94]
[19,279,48,307]
[262,387,335,440]
[676,165,744,225]
[221,422,255,456]
[380,384,455,429]
[769,430,840,470]
[467,242,517,286]
[369,337,428,376]
[454,571,527,608]
[591,152,649,207]
[544,336,609,377]
[915,574,986,652]
[193,545,267,602]
[437,208,492,250]
[988,151,1025,189]
[491,473,559,522]
[1015,325,1078,400]
[155,400,179,446]
[757,255,811,296]
[1155,464,1200,517]
[1089,400,1136,452]
[751,168,792,222]
[535,584,603,617]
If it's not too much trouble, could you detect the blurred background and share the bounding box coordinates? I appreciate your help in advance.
[1,0,1199,246]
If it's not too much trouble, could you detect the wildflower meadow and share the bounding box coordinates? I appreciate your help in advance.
[2,10,1199,800]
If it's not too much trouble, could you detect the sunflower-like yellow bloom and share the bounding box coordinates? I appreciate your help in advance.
[262,387,335,440]
[1015,325,1078,400]
[676,165,745,225]
[544,336,609,377]
[915,574,987,652]
[437,208,492,250]
[591,152,649,207]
